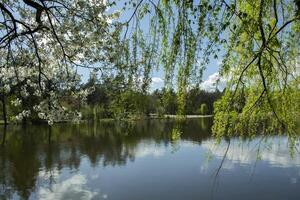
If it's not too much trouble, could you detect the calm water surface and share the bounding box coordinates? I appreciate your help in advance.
[0,119,300,200]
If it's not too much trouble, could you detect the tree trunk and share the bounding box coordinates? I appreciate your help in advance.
[1,95,8,126]
[93,106,97,121]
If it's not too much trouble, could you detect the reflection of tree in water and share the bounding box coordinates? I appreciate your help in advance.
[1,119,299,199]
[0,126,40,200]
[0,119,212,199]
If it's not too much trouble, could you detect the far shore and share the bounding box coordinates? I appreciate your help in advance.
[163,114,213,118]
[0,115,213,125]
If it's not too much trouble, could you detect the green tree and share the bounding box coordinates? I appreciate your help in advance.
[199,103,208,115]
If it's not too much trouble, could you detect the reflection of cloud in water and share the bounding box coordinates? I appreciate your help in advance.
[38,174,98,200]
[202,137,300,169]
[39,168,60,180]
[180,141,199,147]
[126,140,202,162]
[134,142,166,158]
[133,141,198,158]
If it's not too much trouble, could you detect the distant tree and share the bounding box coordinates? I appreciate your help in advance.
[186,87,222,115]
[199,104,208,115]
[162,88,178,114]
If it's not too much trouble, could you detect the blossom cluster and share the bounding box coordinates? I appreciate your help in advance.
[0,0,119,125]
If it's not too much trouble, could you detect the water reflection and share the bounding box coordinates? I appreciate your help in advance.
[0,119,299,200]
[38,173,97,200]
[202,137,300,169]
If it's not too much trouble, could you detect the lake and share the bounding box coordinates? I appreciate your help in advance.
[0,118,300,200]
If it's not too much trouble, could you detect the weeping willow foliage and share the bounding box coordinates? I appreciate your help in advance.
[119,0,300,138]
[212,0,300,139]
[119,0,231,115]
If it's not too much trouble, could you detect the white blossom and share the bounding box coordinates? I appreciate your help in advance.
[0,0,118,125]
[15,110,31,121]
[3,84,10,93]
[11,98,22,106]
[48,119,54,126]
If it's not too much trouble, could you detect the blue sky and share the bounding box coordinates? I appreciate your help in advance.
[78,58,222,91]
[78,0,223,91]
[149,59,222,91]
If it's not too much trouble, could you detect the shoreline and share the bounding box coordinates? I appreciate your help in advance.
[0,115,213,125]
[163,115,213,118]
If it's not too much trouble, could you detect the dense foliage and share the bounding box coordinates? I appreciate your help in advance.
[77,74,222,120]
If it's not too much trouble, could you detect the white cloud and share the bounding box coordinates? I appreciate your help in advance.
[152,77,163,84]
[200,72,220,91]
[200,72,229,91]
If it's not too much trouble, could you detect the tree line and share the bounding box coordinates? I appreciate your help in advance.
[66,74,223,121]
[0,70,222,123]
